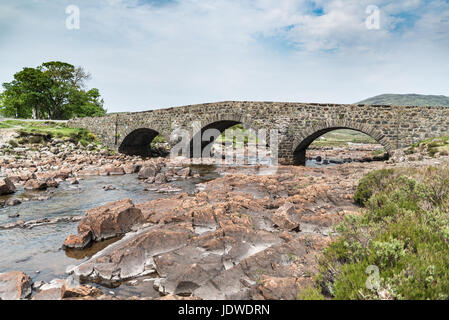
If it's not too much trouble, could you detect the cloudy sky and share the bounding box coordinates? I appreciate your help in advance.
[0,0,448,112]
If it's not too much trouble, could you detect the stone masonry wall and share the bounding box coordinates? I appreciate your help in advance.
[68,101,449,165]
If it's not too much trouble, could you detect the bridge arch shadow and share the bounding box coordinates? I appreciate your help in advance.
[189,120,241,158]
[186,117,266,162]
[118,128,161,157]
[292,121,394,166]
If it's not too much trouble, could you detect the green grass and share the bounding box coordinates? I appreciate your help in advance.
[150,135,167,148]
[371,148,387,156]
[407,136,449,157]
[0,122,14,129]
[0,119,97,145]
[312,166,449,300]
[297,285,326,300]
[310,129,378,147]
[217,124,259,146]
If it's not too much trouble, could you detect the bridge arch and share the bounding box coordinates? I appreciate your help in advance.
[118,128,165,157]
[187,113,261,158]
[291,120,394,165]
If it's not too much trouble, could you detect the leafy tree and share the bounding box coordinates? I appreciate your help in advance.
[0,67,52,119]
[0,61,106,119]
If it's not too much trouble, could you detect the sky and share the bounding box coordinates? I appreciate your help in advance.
[0,0,448,112]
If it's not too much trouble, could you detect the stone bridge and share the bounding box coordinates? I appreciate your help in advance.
[67,101,449,165]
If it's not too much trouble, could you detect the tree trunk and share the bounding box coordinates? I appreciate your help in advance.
[32,106,41,119]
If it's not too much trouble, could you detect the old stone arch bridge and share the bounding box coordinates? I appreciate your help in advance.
[67,101,449,165]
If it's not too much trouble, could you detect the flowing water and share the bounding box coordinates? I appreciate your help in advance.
[0,166,219,284]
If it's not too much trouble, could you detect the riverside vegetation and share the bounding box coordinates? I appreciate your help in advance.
[300,165,449,300]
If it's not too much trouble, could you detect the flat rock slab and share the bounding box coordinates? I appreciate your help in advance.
[71,225,193,285]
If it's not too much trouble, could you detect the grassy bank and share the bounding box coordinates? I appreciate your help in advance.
[300,165,449,300]
[407,136,449,157]
[0,119,96,146]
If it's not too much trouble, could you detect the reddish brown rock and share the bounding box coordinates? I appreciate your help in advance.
[0,271,32,300]
[99,165,125,176]
[108,166,125,175]
[61,284,103,299]
[0,177,16,195]
[124,164,141,174]
[77,168,99,176]
[54,169,72,180]
[272,202,300,231]
[177,167,191,178]
[24,179,48,190]
[138,165,157,179]
[63,231,92,249]
[32,288,62,300]
[64,199,144,249]
[255,276,306,300]
[46,179,59,188]
[154,172,167,184]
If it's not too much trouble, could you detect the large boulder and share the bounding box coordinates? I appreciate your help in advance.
[63,198,144,249]
[0,271,32,300]
[0,177,16,195]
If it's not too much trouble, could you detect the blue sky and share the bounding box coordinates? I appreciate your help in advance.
[0,0,448,112]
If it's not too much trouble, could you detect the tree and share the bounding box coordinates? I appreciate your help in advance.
[0,61,106,119]
[0,67,52,119]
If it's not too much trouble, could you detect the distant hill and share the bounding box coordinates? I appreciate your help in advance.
[357,94,449,107]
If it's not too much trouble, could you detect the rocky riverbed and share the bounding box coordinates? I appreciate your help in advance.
[306,143,388,165]
[1,133,448,300]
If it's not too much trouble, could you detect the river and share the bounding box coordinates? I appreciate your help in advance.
[0,166,220,286]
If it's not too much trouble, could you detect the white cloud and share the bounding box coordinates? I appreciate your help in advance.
[0,0,448,112]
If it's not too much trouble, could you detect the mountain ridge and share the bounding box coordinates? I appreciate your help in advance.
[357,94,449,107]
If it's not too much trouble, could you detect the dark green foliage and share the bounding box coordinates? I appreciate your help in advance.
[353,169,395,205]
[0,61,106,119]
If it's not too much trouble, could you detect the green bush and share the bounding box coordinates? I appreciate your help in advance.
[353,169,395,205]
[8,139,18,148]
[315,166,449,300]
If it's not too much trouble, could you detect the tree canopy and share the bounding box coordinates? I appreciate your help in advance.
[0,61,106,119]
